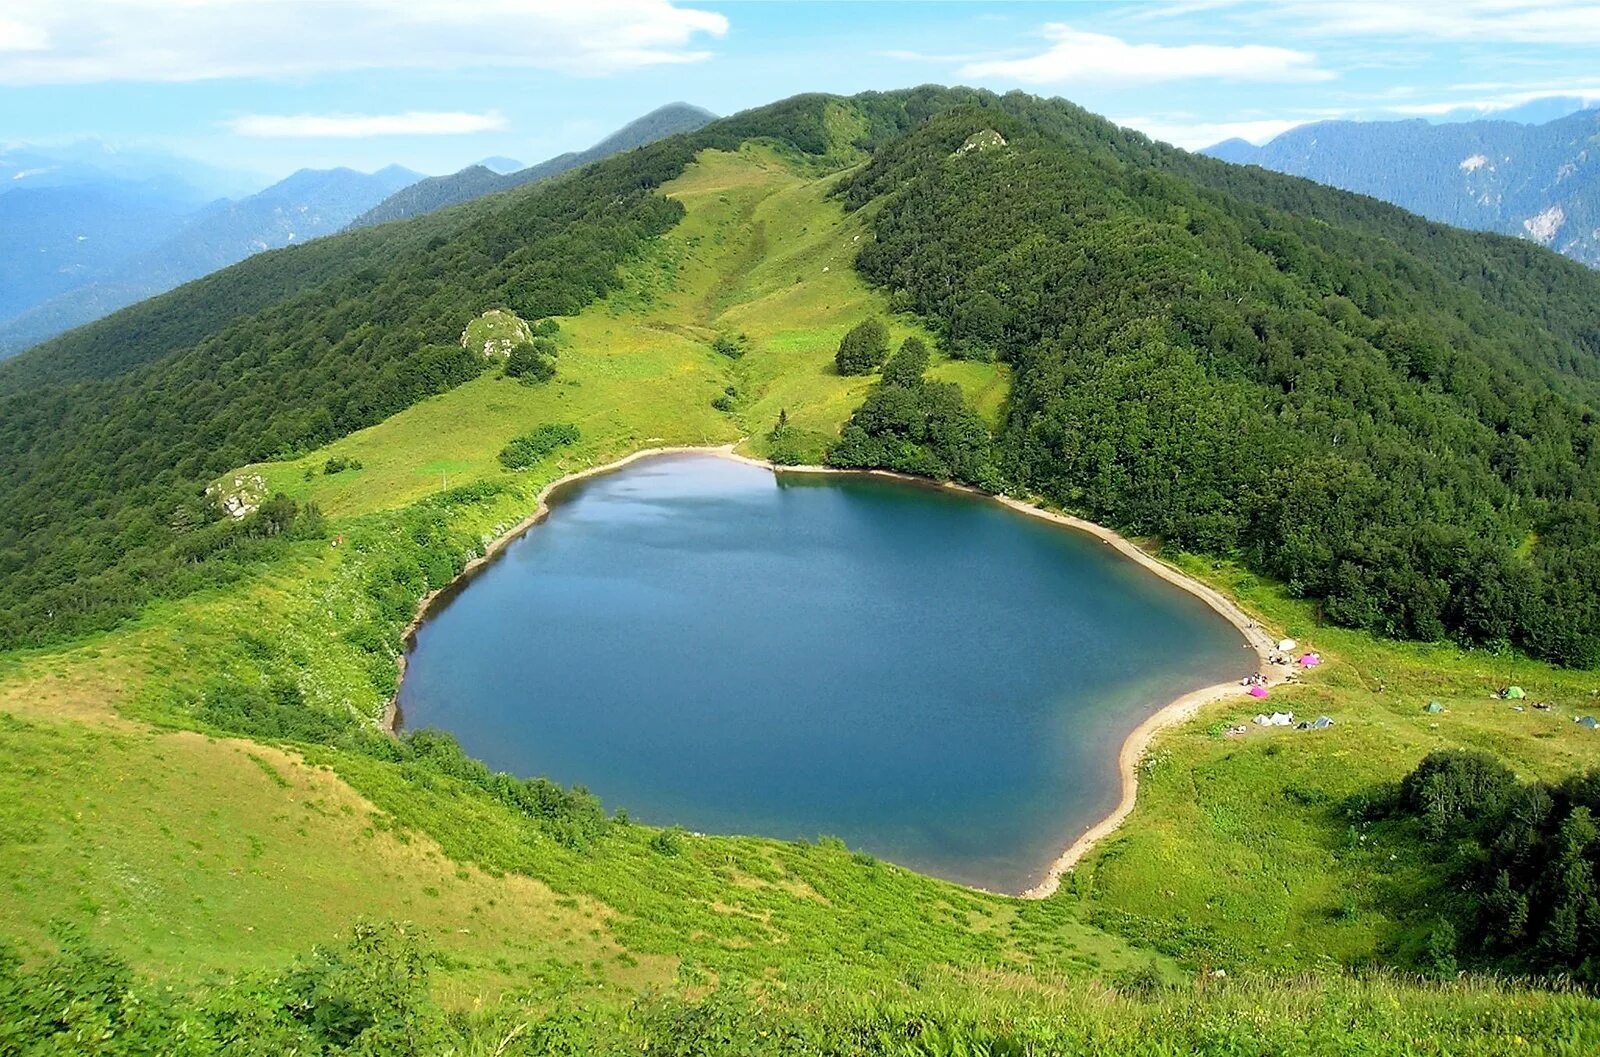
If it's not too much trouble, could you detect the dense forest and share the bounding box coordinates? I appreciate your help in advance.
[842,97,1600,666]
[2,86,1599,667]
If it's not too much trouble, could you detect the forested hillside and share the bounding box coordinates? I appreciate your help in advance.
[0,150,687,648]
[842,96,1600,666]
[3,87,1599,667]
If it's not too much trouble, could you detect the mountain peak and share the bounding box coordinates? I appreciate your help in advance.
[475,156,524,175]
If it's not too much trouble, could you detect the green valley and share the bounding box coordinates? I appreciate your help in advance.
[2,87,1599,1053]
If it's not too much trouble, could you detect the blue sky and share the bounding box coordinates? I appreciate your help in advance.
[3,1,1599,184]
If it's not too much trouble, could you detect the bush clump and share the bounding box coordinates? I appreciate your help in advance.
[498,423,580,470]
[834,318,889,375]
[505,337,558,384]
[1383,748,1600,983]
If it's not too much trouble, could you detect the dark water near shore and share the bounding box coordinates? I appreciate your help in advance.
[398,454,1250,893]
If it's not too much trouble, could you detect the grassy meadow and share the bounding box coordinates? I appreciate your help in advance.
[1,144,1598,1047]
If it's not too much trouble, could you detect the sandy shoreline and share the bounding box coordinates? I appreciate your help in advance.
[385,443,1283,898]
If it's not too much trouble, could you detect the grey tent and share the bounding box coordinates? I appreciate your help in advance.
[1424,701,1444,714]
[1578,716,1599,730]
[1313,715,1334,730]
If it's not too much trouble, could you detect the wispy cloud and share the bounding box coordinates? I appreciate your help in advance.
[1292,0,1600,44]
[0,1,728,85]
[958,24,1332,86]
[1383,82,1600,116]
[227,111,509,139]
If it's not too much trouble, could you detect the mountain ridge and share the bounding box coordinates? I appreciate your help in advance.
[349,101,717,228]
[0,164,421,358]
[1204,107,1600,268]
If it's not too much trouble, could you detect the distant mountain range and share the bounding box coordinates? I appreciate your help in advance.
[0,162,421,357]
[350,102,717,228]
[1206,105,1600,268]
[0,142,244,327]
[0,105,718,359]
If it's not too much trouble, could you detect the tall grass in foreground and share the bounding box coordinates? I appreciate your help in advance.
[6,922,1595,1056]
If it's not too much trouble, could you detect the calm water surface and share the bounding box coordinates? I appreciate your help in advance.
[398,454,1250,892]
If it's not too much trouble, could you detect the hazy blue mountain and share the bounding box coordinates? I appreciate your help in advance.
[1205,107,1600,268]
[0,165,420,358]
[477,156,524,174]
[0,141,260,333]
[351,102,716,228]
[0,179,209,323]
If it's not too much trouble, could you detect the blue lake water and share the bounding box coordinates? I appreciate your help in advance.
[397,454,1251,893]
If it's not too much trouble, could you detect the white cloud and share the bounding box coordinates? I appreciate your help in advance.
[0,1,728,84]
[1113,115,1304,150]
[0,18,49,52]
[227,111,509,138]
[958,23,1332,86]
[1296,1,1600,44]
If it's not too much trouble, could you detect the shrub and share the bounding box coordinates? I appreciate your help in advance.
[505,337,558,384]
[767,409,806,466]
[498,423,580,469]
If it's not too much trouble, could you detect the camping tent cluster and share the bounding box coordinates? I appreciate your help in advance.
[1251,712,1335,731]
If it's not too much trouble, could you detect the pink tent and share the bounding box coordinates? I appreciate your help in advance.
[1248,685,1269,698]
[1298,653,1322,667]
